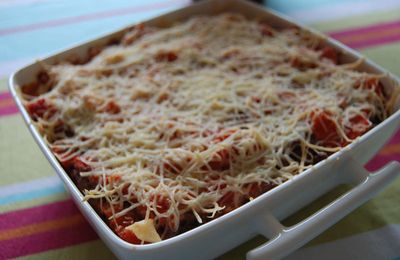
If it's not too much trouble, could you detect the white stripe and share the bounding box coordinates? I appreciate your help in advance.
[0,175,62,198]
[285,224,400,260]
[286,0,400,24]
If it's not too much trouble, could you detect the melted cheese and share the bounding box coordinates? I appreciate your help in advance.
[126,219,161,243]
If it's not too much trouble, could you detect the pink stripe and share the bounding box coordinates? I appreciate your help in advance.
[340,33,400,49]
[365,130,400,171]
[0,222,98,259]
[0,200,79,231]
[0,0,189,36]
[365,154,400,172]
[0,91,19,117]
[0,105,19,116]
[0,92,12,101]
[329,20,400,38]
[388,130,400,145]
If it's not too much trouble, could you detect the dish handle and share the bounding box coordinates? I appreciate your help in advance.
[247,160,400,260]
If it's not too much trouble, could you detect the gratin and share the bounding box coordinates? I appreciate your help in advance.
[20,13,398,244]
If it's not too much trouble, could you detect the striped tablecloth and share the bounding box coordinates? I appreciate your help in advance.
[0,0,399,259]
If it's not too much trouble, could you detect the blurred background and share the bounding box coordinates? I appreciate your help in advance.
[0,0,399,259]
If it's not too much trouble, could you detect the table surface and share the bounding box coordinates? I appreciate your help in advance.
[0,0,399,259]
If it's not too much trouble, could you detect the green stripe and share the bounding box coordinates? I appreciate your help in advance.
[0,116,55,186]
[311,8,400,32]
[1,78,9,91]
[360,43,400,76]
[17,240,116,260]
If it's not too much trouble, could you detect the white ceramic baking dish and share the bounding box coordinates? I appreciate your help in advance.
[9,0,400,259]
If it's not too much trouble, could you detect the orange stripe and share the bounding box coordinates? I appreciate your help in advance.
[336,27,400,43]
[0,98,15,109]
[0,214,85,241]
[379,143,400,156]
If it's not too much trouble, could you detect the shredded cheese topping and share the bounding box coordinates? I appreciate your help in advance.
[22,14,395,243]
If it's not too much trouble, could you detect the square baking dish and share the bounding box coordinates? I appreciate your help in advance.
[9,0,400,259]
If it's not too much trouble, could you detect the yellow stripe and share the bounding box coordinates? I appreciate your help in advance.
[0,214,85,241]
[379,143,400,156]
[0,98,15,109]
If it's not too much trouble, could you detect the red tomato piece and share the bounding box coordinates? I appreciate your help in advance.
[104,101,121,114]
[320,46,338,64]
[116,227,141,244]
[61,156,91,172]
[106,175,121,184]
[213,129,236,143]
[154,196,176,230]
[354,78,384,97]
[155,51,178,62]
[311,110,342,147]
[72,157,91,172]
[208,148,231,171]
[153,195,170,214]
[101,203,123,219]
[345,114,371,139]
[102,204,136,232]
[27,98,57,120]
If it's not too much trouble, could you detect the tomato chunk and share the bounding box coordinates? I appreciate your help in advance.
[61,156,91,172]
[153,195,170,214]
[345,114,371,139]
[155,51,178,62]
[27,99,57,120]
[311,110,342,147]
[116,227,141,244]
[213,129,236,143]
[354,78,384,97]
[104,100,121,114]
[320,46,338,64]
[208,148,231,171]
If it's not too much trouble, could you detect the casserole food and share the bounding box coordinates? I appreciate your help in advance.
[17,12,399,244]
[9,0,400,259]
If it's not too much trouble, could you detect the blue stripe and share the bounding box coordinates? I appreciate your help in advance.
[0,5,184,62]
[0,0,169,29]
[266,0,364,13]
[0,183,66,205]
